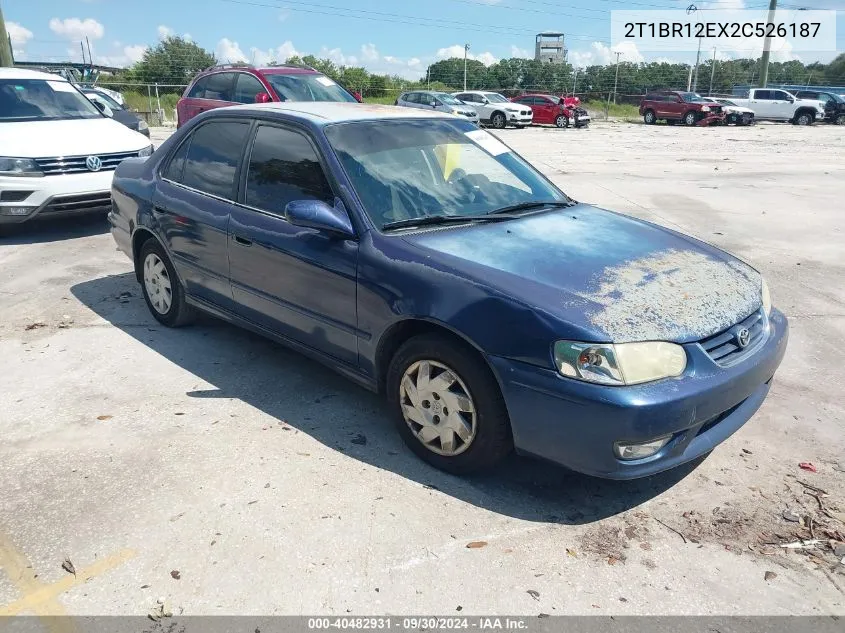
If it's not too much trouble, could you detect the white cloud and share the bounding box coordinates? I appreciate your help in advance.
[124,45,147,63]
[407,57,422,68]
[49,17,104,40]
[361,43,379,62]
[7,22,34,46]
[570,41,644,68]
[278,10,290,22]
[215,38,300,65]
[435,44,498,66]
[510,45,530,59]
[158,25,174,39]
[319,46,358,66]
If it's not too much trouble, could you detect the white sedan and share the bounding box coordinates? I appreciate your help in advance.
[714,98,755,125]
[453,91,533,129]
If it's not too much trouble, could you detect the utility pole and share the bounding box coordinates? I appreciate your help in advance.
[0,2,13,67]
[758,0,778,87]
[692,36,702,93]
[687,65,694,91]
[463,43,470,91]
[572,68,578,96]
[708,47,717,96]
[606,51,621,118]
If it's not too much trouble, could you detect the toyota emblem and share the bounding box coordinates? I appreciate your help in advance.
[85,155,102,172]
[736,328,751,348]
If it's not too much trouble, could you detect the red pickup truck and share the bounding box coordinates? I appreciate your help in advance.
[639,91,726,126]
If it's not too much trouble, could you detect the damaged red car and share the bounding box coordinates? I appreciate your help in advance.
[640,91,726,126]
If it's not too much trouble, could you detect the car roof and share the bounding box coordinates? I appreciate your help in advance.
[0,67,68,81]
[220,102,454,124]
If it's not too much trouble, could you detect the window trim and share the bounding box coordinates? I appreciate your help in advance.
[232,71,268,105]
[235,120,354,237]
[158,117,255,204]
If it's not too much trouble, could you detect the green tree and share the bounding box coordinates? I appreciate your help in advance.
[367,74,387,97]
[132,36,216,85]
[338,66,369,92]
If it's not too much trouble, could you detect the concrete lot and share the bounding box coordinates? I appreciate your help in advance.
[1,122,844,618]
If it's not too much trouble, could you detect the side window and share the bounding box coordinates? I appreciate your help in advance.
[755,90,772,100]
[187,76,209,99]
[817,93,831,103]
[771,90,789,101]
[245,125,334,215]
[162,136,192,182]
[233,73,266,104]
[406,92,419,104]
[181,121,251,199]
[456,93,471,102]
[204,72,235,102]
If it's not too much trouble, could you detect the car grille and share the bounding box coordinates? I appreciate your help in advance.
[699,308,767,366]
[40,192,112,216]
[709,106,723,114]
[34,151,139,175]
[521,110,531,116]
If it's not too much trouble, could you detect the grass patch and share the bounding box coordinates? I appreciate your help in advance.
[583,100,640,119]
[363,95,398,105]
[121,91,181,113]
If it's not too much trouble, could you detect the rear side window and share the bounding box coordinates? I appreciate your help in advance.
[405,92,420,104]
[233,73,265,104]
[245,125,334,215]
[163,136,192,181]
[203,72,235,102]
[755,90,773,100]
[187,76,208,98]
[180,121,251,199]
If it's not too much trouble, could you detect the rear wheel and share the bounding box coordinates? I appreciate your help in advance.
[490,112,507,129]
[554,114,568,128]
[643,109,656,125]
[683,111,697,126]
[139,239,195,327]
[386,333,512,474]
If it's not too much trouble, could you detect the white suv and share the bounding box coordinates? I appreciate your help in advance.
[0,68,152,227]
[453,91,533,129]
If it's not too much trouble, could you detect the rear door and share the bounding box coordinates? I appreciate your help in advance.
[196,71,237,114]
[154,118,252,311]
[750,90,772,118]
[228,123,359,365]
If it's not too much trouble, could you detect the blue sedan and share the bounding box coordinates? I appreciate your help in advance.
[109,102,788,479]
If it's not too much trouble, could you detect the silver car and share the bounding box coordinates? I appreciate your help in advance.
[396,90,479,124]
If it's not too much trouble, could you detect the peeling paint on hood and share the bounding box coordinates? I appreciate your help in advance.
[583,249,762,342]
[404,204,764,343]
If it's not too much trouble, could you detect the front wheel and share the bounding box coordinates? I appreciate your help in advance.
[554,114,568,128]
[834,114,845,125]
[386,333,512,474]
[793,112,813,126]
[684,111,697,126]
[490,112,507,129]
[139,239,195,327]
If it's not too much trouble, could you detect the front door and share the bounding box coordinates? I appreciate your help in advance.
[228,123,359,366]
[153,119,252,311]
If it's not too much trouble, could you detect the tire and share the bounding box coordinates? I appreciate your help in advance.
[683,111,697,126]
[138,239,195,327]
[490,112,507,129]
[834,114,845,125]
[643,109,656,125]
[386,333,513,475]
[554,114,568,128]
[793,111,813,126]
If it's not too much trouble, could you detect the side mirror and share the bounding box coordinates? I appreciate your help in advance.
[285,199,354,238]
[481,98,489,104]
[254,92,271,104]
[788,97,795,104]
[430,101,437,108]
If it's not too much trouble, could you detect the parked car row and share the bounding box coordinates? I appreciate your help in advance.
[639,88,831,127]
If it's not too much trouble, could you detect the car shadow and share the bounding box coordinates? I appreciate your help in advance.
[71,272,703,525]
[0,215,109,245]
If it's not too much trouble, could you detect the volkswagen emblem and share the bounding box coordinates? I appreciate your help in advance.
[85,155,102,172]
[736,328,751,348]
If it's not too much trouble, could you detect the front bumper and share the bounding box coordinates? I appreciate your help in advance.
[0,171,115,224]
[508,112,534,126]
[488,308,789,479]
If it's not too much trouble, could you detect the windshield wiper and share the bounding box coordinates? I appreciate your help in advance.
[382,214,517,232]
[488,200,576,215]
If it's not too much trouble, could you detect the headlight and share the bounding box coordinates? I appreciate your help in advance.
[0,157,43,177]
[137,120,149,131]
[554,341,687,386]
[761,278,772,315]
[138,145,153,158]
[701,106,711,112]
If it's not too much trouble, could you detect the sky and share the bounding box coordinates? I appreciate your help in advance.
[4,0,844,80]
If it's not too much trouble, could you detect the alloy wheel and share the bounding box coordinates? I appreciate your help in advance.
[399,360,477,456]
[143,253,173,315]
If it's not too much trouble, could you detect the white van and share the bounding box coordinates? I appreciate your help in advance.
[0,68,152,227]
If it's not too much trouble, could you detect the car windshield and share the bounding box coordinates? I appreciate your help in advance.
[325,119,569,231]
[0,78,103,122]
[83,90,122,110]
[264,73,357,103]
[484,93,509,103]
[679,92,711,103]
[434,93,462,105]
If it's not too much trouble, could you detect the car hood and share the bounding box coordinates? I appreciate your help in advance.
[723,104,754,113]
[402,204,763,343]
[111,110,143,128]
[0,117,150,157]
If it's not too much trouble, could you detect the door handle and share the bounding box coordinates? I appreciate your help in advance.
[233,235,253,247]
